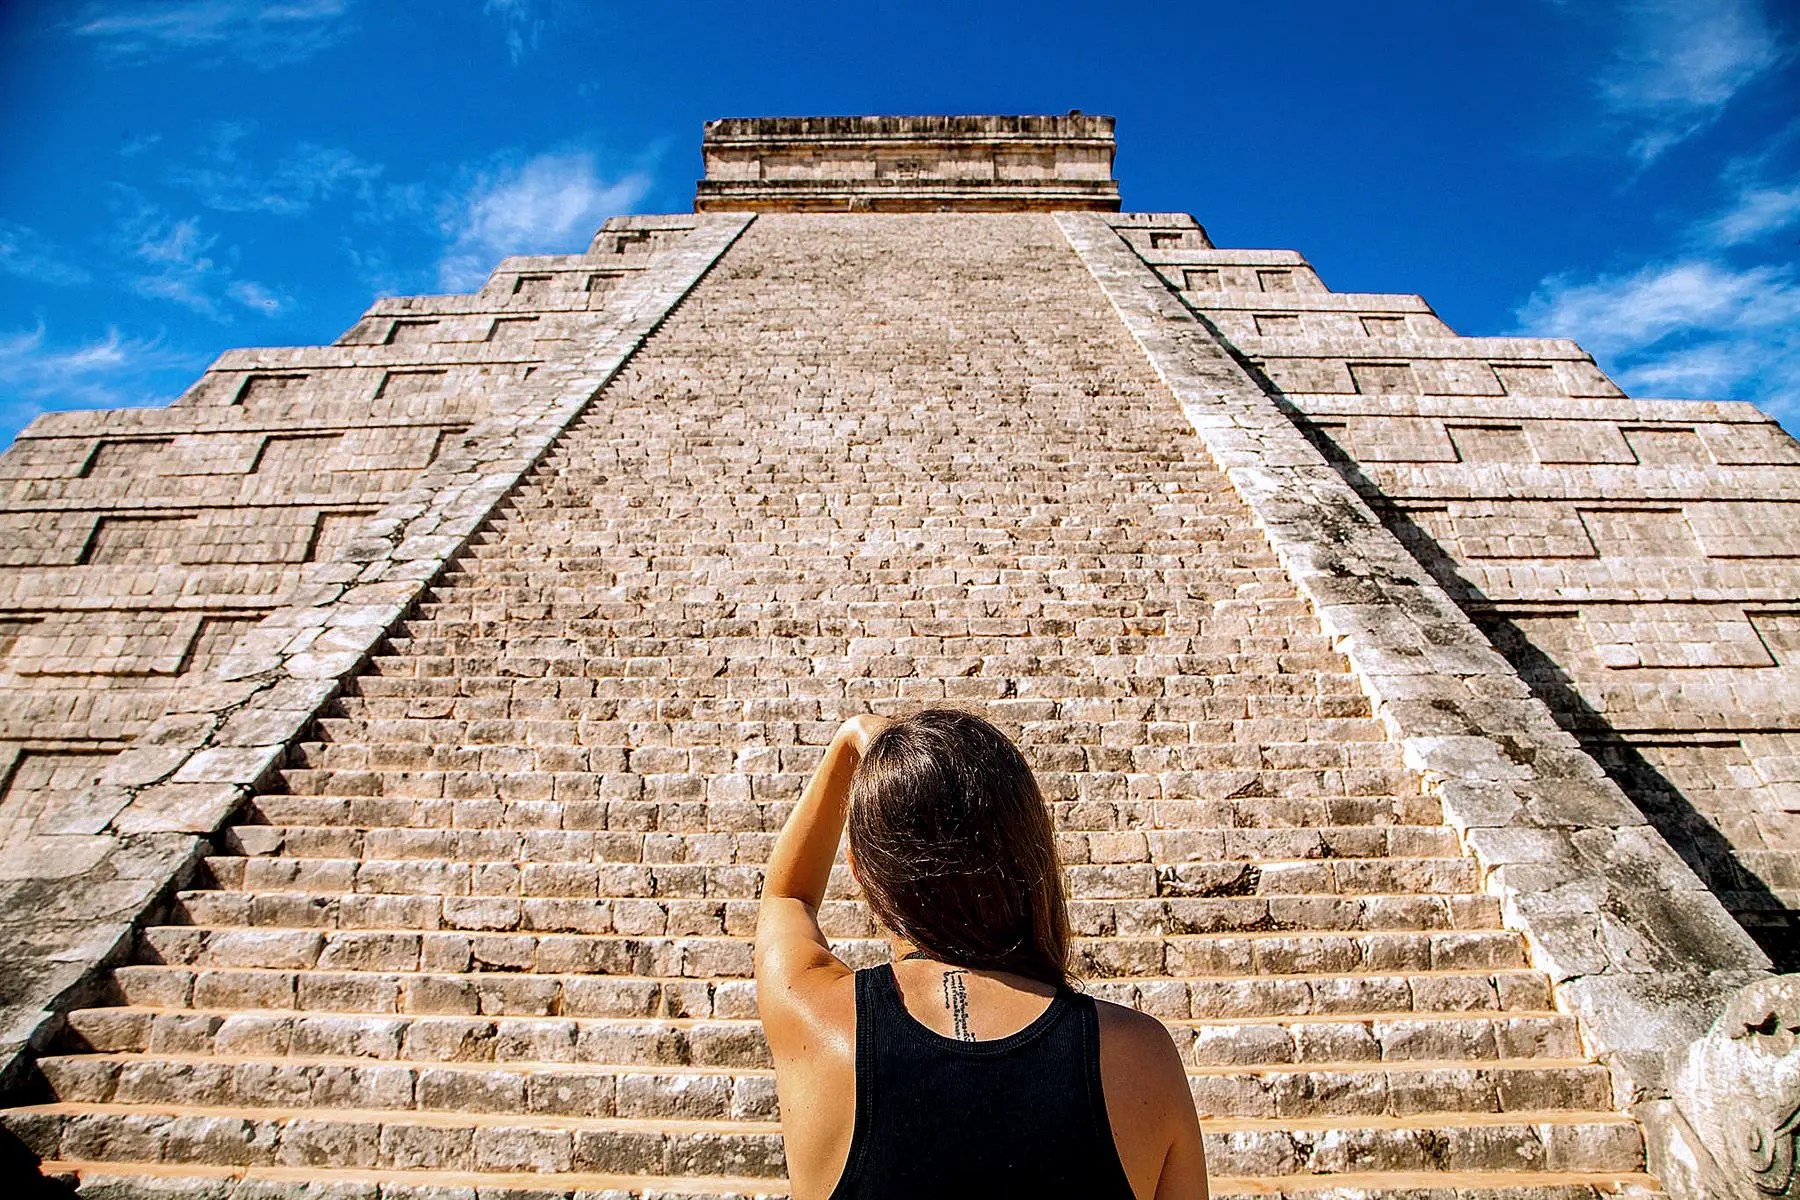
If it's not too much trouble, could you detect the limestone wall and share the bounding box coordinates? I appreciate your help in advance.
[1131,232,1800,968]
[0,218,699,872]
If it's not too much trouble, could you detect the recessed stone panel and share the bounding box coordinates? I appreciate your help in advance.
[1448,425,1534,463]
[385,319,442,346]
[1750,612,1800,665]
[309,510,376,561]
[80,515,195,566]
[1523,421,1636,465]
[0,750,115,852]
[8,610,202,676]
[254,433,343,476]
[377,370,450,400]
[1622,426,1711,465]
[489,316,541,341]
[1348,362,1419,395]
[1583,604,1777,669]
[236,373,310,405]
[1492,365,1563,397]
[1419,503,1597,559]
[1688,501,1800,558]
[1697,422,1800,465]
[1578,508,1699,557]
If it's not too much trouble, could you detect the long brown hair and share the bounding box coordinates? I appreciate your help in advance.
[847,708,1073,989]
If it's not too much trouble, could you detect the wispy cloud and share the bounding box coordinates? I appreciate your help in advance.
[483,0,556,64]
[1517,259,1800,421]
[227,279,285,315]
[111,194,283,320]
[0,324,193,440]
[0,221,92,288]
[169,122,384,216]
[1519,260,1800,356]
[72,0,350,65]
[437,151,650,290]
[1707,176,1800,245]
[1518,69,1800,430]
[1593,0,1789,163]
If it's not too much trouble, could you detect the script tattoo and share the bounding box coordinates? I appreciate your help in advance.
[941,968,974,1041]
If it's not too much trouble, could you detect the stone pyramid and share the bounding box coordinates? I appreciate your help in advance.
[0,115,1793,1200]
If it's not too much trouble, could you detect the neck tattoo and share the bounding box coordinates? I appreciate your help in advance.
[941,967,974,1041]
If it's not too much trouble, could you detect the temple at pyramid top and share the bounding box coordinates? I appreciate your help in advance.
[694,113,1121,212]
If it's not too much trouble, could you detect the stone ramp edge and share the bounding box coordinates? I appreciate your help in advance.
[1053,210,1782,1200]
[0,212,757,1100]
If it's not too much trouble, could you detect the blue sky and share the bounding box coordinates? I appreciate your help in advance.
[1,0,1797,445]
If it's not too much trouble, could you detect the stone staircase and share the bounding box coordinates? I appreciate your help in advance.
[2,214,1662,1197]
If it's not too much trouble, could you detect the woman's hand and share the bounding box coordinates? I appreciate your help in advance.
[760,714,894,918]
[839,713,893,757]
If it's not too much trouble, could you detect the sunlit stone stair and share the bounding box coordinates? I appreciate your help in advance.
[3,213,1662,1198]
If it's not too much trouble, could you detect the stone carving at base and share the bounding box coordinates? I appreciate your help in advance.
[1672,974,1800,1199]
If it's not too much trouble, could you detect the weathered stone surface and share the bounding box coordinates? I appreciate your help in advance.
[1666,974,1800,1200]
[694,114,1120,213]
[1059,208,1783,1199]
[0,114,1791,1200]
[0,213,751,1102]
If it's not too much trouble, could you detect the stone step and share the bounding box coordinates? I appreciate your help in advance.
[4,1102,1649,1178]
[35,1052,1615,1122]
[271,766,1426,808]
[57,1007,1582,1071]
[420,566,1309,589]
[134,927,1526,978]
[360,653,1365,691]
[346,669,1370,703]
[379,623,1346,651]
[333,693,1377,727]
[172,887,1498,939]
[223,820,1464,863]
[103,965,1553,1021]
[39,1161,789,1200]
[358,657,1373,697]
[298,719,1398,761]
[260,780,1435,825]
[195,851,1481,899]
[28,1160,1670,1200]
[347,662,1360,698]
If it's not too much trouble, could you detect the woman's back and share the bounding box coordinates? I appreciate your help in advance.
[754,711,1209,1199]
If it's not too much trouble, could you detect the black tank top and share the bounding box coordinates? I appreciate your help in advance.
[827,964,1138,1199]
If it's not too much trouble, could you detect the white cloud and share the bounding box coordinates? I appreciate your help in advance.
[227,279,284,315]
[484,0,546,63]
[72,0,350,64]
[169,128,385,217]
[0,325,191,440]
[437,152,650,290]
[1516,258,1800,423]
[1518,260,1800,354]
[0,221,92,287]
[1595,0,1788,163]
[112,196,282,320]
[119,133,163,159]
[1708,178,1800,244]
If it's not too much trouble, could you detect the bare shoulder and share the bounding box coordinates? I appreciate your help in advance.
[756,956,858,1057]
[1094,997,1202,1199]
[756,965,859,1200]
[1095,996,1183,1077]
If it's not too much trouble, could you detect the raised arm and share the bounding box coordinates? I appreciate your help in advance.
[755,714,890,1013]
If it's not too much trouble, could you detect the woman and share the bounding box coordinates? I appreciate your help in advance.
[755,708,1210,1199]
